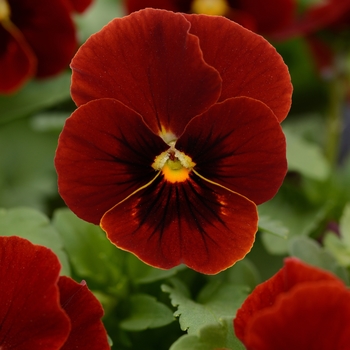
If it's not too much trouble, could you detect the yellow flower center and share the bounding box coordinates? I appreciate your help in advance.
[191,0,230,16]
[152,145,196,183]
[0,0,10,22]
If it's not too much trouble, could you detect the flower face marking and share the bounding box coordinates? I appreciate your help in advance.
[55,9,292,274]
[191,0,230,16]
[152,143,196,183]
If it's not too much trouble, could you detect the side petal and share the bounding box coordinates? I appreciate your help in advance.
[59,277,110,350]
[0,236,70,349]
[243,282,350,350]
[184,13,292,122]
[234,257,344,343]
[0,23,36,94]
[11,0,77,77]
[125,0,179,13]
[101,174,258,275]
[70,8,222,137]
[176,97,287,205]
[55,98,168,225]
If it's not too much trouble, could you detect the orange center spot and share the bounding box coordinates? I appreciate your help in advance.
[191,0,230,16]
[162,160,191,183]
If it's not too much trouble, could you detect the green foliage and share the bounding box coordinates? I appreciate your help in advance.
[120,294,174,331]
[0,207,70,275]
[162,278,249,335]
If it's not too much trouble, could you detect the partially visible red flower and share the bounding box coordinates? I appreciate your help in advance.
[125,0,296,36]
[0,235,110,349]
[0,0,93,94]
[234,258,350,350]
[55,9,292,274]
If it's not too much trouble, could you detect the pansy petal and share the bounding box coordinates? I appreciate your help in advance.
[12,0,77,77]
[234,257,343,342]
[244,282,350,350]
[0,23,36,94]
[0,236,70,348]
[101,174,257,275]
[70,9,222,137]
[126,0,179,13]
[176,97,287,205]
[231,0,295,35]
[184,13,292,122]
[59,277,110,350]
[55,98,168,225]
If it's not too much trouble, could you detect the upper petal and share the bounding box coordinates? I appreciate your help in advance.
[101,174,258,274]
[243,282,350,350]
[0,236,70,348]
[184,13,292,122]
[59,277,110,350]
[70,8,222,137]
[176,97,287,205]
[11,0,77,77]
[234,257,344,343]
[0,23,36,94]
[55,98,168,225]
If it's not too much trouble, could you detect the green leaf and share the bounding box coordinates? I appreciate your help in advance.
[0,118,58,211]
[340,203,350,247]
[170,317,245,350]
[120,294,174,331]
[0,207,70,275]
[0,72,71,123]
[258,215,289,239]
[127,254,186,284]
[288,236,349,283]
[162,279,249,335]
[284,128,330,181]
[52,208,127,293]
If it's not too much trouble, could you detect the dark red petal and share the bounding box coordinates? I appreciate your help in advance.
[101,174,258,275]
[55,98,168,225]
[243,282,350,350]
[59,277,110,350]
[229,0,296,35]
[234,258,344,343]
[0,236,70,348]
[71,8,222,137]
[184,13,292,122]
[0,23,36,94]
[10,0,77,77]
[176,97,287,205]
[125,0,179,13]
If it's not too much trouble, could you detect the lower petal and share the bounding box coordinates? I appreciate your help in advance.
[101,173,258,274]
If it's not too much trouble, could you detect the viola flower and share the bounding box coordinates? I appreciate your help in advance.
[55,9,292,274]
[0,0,93,94]
[234,258,350,350]
[124,0,296,37]
[0,235,110,349]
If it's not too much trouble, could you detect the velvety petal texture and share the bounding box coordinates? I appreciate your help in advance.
[0,236,109,349]
[234,258,350,350]
[176,97,287,204]
[101,174,257,274]
[56,9,291,274]
[1,0,91,94]
[59,277,110,350]
[0,236,70,349]
[71,9,222,138]
[55,98,169,225]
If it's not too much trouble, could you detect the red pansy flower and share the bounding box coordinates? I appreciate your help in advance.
[124,0,296,36]
[0,0,93,94]
[0,235,110,349]
[234,258,350,350]
[55,9,292,274]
